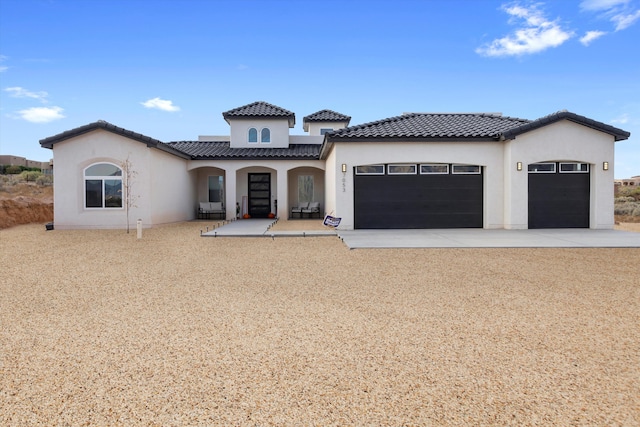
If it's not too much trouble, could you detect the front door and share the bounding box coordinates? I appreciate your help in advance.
[248,173,271,218]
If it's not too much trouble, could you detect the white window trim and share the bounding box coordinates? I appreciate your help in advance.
[559,162,589,173]
[388,164,417,175]
[355,165,385,175]
[528,163,557,173]
[83,162,124,210]
[420,164,449,175]
[451,164,481,175]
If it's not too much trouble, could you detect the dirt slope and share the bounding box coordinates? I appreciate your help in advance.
[0,182,53,229]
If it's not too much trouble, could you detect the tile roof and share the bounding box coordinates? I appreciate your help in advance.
[326,113,531,141]
[222,101,295,127]
[502,110,631,141]
[167,141,321,160]
[39,120,190,159]
[303,109,351,123]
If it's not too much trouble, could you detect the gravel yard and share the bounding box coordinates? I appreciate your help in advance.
[1,222,639,425]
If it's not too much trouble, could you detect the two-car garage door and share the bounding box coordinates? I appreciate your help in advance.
[354,163,483,229]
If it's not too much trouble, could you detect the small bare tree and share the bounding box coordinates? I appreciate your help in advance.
[120,156,139,233]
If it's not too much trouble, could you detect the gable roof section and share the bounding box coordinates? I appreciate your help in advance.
[39,120,190,159]
[167,141,321,160]
[326,113,531,141]
[222,101,296,127]
[502,110,630,141]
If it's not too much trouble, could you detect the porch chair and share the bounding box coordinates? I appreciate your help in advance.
[290,201,309,218]
[301,201,321,218]
[198,202,225,219]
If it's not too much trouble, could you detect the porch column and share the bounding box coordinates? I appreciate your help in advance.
[276,166,288,219]
[225,168,237,220]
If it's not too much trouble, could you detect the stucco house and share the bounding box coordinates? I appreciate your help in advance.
[40,101,630,230]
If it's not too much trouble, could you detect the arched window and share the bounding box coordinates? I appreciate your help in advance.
[248,128,258,143]
[261,128,270,143]
[84,163,123,208]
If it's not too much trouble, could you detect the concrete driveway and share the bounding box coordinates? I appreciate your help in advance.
[202,220,640,249]
[336,228,640,249]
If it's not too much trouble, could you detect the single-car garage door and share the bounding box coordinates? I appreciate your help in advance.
[354,163,483,229]
[528,162,590,228]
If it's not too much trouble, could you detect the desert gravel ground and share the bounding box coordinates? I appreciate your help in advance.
[1,221,639,426]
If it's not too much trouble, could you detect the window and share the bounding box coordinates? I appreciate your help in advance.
[355,165,385,175]
[320,128,333,135]
[388,164,417,175]
[420,164,449,174]
[560,163,589,173]
[84,163,122,208]
[260,128,270,143]
[528,163,556,173]
[208,175,224,202]
[298,175,314,204]
[248,128,258,143]
[452,164,481,174]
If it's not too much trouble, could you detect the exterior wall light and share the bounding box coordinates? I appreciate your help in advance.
[342,163,347,173]
[603,162,609,171]
[517,162,523,171]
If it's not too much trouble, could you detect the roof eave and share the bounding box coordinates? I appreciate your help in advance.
[502,112,631,141]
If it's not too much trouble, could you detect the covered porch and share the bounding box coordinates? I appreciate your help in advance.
[189,161,326,221]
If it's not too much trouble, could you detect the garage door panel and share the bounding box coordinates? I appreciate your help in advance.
[354,171,482,229]
[528,168,589,228]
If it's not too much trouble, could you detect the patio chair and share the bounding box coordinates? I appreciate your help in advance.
[198,202,225,219]
[301,201,321,218]
[290,201,308,218]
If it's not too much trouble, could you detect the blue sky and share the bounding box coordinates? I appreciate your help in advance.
[0,0,638,178]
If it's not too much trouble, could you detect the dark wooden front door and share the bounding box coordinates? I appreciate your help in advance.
[248,173,271,218]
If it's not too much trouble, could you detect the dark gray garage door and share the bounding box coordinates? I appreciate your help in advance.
[528,162,590,228]
[354,164,483,229]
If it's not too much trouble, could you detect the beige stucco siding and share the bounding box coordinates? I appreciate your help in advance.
[504,120,615,229]
[228,118,291,148]
[329,140,505,230]
[52,130,153,229]
[148,149,196,225]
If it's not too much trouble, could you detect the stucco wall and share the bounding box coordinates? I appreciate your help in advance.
[306,121,349,136]
[51,129,152,229]
[329,140,505,230]
[149,149,196,225]
[228,118,291,148]
[504,120,616,229]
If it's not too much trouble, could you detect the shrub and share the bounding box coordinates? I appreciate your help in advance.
[20,170,42,182]
[5,165,22,174]
[36,175,52,186]
[614,201,640,216]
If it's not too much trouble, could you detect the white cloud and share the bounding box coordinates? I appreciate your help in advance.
[476,3,574,57]
[580,0,640,31]
[580,30,608,45]
[611,9,640,29]
[611,113,629,124]
[141,97,180,112]
[580,0,630,11]
[0,55,8,72]
[5,86,49,103]
[16,106,65,123]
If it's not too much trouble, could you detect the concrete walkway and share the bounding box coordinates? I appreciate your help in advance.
[201,220,640,248]
[201,219,337,237]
